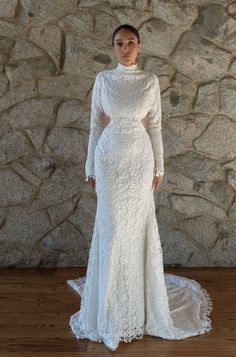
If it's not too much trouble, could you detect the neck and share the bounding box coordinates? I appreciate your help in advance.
[116,61,139,73]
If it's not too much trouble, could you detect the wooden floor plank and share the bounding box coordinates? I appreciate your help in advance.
[0,267,235,356]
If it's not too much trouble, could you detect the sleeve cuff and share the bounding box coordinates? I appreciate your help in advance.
[154,168,164,177]
[85,174,95,182]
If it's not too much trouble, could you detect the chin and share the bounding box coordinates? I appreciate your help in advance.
[121,58,133,64]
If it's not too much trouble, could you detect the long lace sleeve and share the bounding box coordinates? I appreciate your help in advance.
[85,72,105,182]
[146,74,164,177]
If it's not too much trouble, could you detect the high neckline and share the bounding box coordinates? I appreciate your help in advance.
[116,62,140,73]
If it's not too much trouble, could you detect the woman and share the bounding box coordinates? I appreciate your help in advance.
[67,24,213,351]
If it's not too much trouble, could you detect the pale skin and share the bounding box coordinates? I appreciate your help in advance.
[87,28,163,191]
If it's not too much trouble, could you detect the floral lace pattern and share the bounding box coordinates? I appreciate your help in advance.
[67,63,213,351]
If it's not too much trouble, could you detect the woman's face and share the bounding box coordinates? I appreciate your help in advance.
[112,29,140,66]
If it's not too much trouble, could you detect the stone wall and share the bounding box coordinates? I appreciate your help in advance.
[0,0,236,267]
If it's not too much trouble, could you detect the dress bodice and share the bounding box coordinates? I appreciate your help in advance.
[85,62,164,181]
[99,62,155,123]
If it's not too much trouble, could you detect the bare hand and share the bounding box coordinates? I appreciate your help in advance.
[87,176,96,189]
[152,175,163,191]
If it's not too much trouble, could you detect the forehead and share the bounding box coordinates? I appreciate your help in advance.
[114,30,137,42]
[114,37,136,41]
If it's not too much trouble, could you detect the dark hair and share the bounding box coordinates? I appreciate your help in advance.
[112,24,140,46]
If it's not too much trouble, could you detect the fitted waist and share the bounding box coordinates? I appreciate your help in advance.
[105,117,147,130]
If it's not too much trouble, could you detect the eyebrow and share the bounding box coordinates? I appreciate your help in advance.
[115,37,136,42]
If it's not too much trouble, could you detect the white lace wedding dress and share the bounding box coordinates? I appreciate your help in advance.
[66,62,213,351]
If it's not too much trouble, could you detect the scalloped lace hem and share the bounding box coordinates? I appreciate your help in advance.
[66,274,213,351]
[69,312,144,351]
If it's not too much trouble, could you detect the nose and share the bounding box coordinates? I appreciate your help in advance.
[122,43,129,51]
[122,47,130,55]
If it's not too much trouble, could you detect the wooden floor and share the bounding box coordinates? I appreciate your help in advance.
[0,267,235,357]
